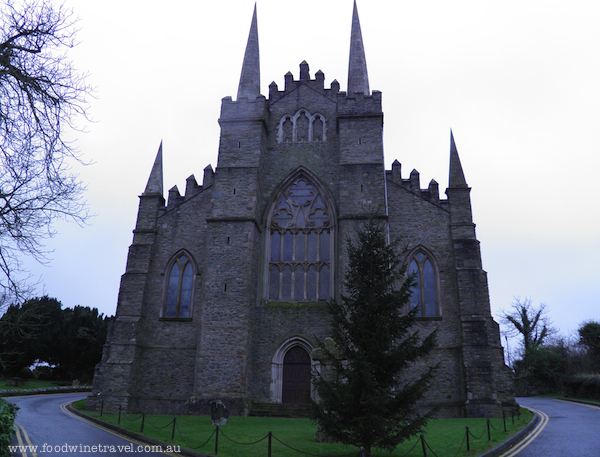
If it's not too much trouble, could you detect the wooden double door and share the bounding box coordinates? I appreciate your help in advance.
[282,346,311,404]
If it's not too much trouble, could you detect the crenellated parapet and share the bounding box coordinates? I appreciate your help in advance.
[267,62,341,103]
[166,166,215,208]
[337,91,382,117]
[386,160,444,205]
[219,95,268,124]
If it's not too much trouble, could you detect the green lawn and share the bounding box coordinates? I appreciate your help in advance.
[73,400,533,457]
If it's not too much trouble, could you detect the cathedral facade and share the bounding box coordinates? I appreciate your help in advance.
[88,3,514,418]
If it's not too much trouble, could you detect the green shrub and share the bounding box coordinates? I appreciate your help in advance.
[0,398,18,457]
[563,375,600,400]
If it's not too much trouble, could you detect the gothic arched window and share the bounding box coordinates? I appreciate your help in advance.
[408,249,439,318]
[277,111,327,143]
[164,253,194,319]
[267,174,334,302]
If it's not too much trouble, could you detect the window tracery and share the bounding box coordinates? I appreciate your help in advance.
[266,175,334,301]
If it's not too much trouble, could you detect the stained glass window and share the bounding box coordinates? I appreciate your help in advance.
[164,254,194,318]
[267,175,333,302]
[408,250,439,317]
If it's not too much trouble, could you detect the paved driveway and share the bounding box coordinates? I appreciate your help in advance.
[8,393,178,456]
[504,397,600,457]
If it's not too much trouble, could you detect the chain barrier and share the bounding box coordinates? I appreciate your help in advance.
[106,408,522,457]
[422,435,440,457]
[272,433,358,457]
[175,422,216,451]
[467,424,486,440]
[144,417,176,430]
[449,429,467,457]
[218,427,269,446]
[488,418,499,431]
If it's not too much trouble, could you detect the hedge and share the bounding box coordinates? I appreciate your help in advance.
[0,398,18,457]
[563,375,600,400]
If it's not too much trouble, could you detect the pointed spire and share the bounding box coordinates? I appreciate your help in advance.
[347,0,370,95]
[237,3,260,100]
[144,141,164,196]
[449,131,468,188]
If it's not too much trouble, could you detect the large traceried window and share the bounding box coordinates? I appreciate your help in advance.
[408,249,439,318]
[267,174,334,302]
[164,253,194,319]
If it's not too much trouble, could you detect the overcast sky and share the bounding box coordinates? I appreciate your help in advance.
[21,0,599,343]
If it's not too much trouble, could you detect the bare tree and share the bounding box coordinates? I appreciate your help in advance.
[0,0,91,302]
[500,297,556,372]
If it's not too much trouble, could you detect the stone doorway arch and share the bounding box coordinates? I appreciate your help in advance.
[270,337,317,403]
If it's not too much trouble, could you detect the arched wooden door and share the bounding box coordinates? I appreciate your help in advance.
[282,346,311,404]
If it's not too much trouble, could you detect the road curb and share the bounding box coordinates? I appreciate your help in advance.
[556,397,600,408]
[477,408,540,457]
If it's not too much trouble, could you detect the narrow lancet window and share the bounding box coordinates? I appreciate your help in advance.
[164,254,194,319]
[408,250,439,317]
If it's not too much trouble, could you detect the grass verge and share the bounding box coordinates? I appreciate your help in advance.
[561,396,600,406]
[73,400,533,457]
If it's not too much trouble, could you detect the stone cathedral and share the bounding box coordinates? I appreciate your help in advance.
[88,2,515,418]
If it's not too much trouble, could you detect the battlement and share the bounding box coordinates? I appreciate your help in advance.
[337,90,382,116]
[220,95,267,122]
[268,61,341,103]
[166,166,215,208]
[386,160,444,204]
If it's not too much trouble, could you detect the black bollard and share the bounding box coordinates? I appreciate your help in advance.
[215,425,219,455]
[466,427,470,451]
[268,431,272,457]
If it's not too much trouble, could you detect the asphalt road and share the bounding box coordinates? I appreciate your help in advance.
[507,397,600,457]
[7,393,178,456]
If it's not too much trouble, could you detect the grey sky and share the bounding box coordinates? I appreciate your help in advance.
[23,0,599,340]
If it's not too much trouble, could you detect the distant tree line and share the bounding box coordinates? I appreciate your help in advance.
[501,298,600,397]
[0,296,110,383]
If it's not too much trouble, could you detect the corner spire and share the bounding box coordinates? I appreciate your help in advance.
[347,0,370,95]
[449,131,468,188]
[237,3,260,100]
[144,141,164,196]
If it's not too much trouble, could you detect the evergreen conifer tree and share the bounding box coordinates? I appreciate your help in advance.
[310,218,438,454]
